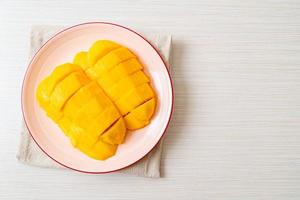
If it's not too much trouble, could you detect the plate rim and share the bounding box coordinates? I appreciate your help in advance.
[21,21,174,174]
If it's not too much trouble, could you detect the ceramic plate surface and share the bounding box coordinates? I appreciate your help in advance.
[22,22,173,173]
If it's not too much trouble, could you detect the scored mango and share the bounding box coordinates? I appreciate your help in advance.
[124,98,156,130]
[36,63,82,108]
[49,71,90,112]
[73,52,88,70]
[36,63,126,160]
[87,40,120,67]
[105,71,150,102]
[101,118,126,144]
[36,40,157,160]
[73,40,157,130]
[63,81,103,119]
[96,59,144,91]
[85,47,136,79]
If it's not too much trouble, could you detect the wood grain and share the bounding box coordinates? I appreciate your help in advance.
[1,0,300,199]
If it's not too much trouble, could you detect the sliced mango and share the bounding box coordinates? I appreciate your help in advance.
[87,40,120,67]
[87,107,121,138]
[49,71,89,111]
[79,41,157,128]
[112,58,143,78]
[115,83,155,115]
[36,63,81,107]
[58,117,83,146]
[73,51,88,70]
[63,81,102,118]
[72,95,112,129]
[96,58,143,89]
[104,71,150,101]
[77,139,117,160]
[124,98,156,130]
[86,47,135,79]
[45,106,63,122]
[36,40,158,160]
[76,134,98,157]
[58,117,71,134]
[101,118,126,144]
[92,140,118,160]
[76,129,118,160]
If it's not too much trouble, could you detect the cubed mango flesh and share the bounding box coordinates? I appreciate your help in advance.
[124,98,156,130]
[36,63,81,107]
[87,40,120,67]
[63,81,103,118]
[86,47,135,79]
[80,41,157,130]
[49,71,89,111]
[104,70,150,101]
[96,58,143,89]
[101,118,126,144]
[115,83,155,115]
[73,51,88,70]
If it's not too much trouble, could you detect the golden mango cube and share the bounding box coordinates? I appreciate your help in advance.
[73,51,89,70]
[124,98,156,130]
[36,63,81,107]
[73,99,116,130]
[96,58,143,90]
[105,71,150,101]
[86,106,121,138]
[86,47,135,79]
[63,81,103,118]
[115,83,155,115]
[49,71,89,111]
[87,40,120,67]
[87,139,118,160]
[101,118,126,144]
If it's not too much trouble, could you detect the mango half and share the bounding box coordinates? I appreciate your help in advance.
[36,64,126,160]
[36,40,156,160]
[74,40,156,130]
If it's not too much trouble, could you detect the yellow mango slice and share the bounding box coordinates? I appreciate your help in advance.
[92,140,118,160]
[76,134,98,157]
[73,51,88,70]
[58,117,71,135]
[73,95,112,128]
[115,83,155,115]
[75,124,119,160]
[60,103,122,160]
[44,106,63,122]
[36,78,51,108]
[96,58,143,89]
[77,138,117,160]
[124,98,156,130]
[36,40,159,160]
[63,81,103,118]
[112,58,143,78]
[86,47,135,79]
[49,71,89,111]
[58,117,82,146]
[36,63,81,107]
[104,71,150,101]
[101,118,126,144]
[87,107,121,138]
[87,40,120,67]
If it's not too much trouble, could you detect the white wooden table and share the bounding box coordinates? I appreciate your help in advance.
[1,0,300,199]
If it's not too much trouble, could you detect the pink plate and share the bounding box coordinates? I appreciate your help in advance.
[22,22,173,173]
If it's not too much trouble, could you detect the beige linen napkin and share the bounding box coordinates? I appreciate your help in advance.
[17,26,172,178]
